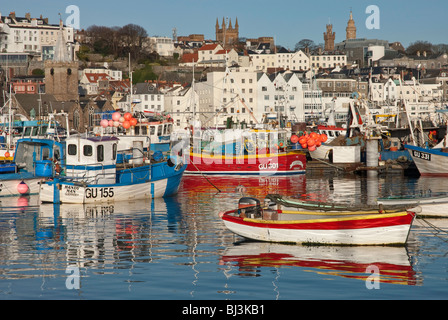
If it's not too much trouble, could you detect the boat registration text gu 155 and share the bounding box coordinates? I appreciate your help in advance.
[64,185,115,198]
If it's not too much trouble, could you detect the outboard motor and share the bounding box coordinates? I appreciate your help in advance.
[238,197,262,218]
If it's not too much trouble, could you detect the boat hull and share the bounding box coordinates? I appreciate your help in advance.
[221,211,415,245]
[0,176,43,197]
[186,150,306,175]
[39,163,186,204]
[406,144,448,176]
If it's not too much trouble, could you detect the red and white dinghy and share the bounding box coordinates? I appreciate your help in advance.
[220,197,416,246]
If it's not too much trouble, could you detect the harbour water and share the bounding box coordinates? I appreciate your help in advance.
[1,172,448,301]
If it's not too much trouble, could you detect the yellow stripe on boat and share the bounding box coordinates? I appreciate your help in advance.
[242,211,410,225]
[279,209,404,215]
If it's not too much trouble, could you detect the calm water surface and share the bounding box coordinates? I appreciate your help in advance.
[1,172,448,300]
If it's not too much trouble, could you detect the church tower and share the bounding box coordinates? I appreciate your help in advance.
[346,10,357,40]
[44,19,78,101]
[324,24,335,52]
[215,17,239,48]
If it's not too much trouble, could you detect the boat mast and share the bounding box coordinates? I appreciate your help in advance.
[399,74,416,145]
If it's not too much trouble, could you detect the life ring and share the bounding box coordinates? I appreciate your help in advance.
[244,140,255,153]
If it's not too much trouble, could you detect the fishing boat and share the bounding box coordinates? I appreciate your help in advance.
[405,143,448,176]
[0,138,65,197]
[219,197,416,245]
[185,127,307,175]
[377,192,448,218]
[39,134,186,204]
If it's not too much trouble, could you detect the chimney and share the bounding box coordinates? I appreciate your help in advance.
[9,12,16,19]
[25,12,31,20]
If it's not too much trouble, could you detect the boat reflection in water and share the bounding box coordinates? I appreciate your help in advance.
[0,194,40,210]
[38,197,183,264]
[180,174,307,198]
[220,242,421,286]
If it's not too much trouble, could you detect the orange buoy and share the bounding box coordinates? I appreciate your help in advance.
[122,120,131,129]
[307,138,316,147]
[320,134,328,142]
[291,135,299,144]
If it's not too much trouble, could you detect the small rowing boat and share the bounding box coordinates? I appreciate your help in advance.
[219,197,416,246]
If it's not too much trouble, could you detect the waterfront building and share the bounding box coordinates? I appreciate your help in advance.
[310,50,347,70]
[164,86,199,128]
[0,11,74,61]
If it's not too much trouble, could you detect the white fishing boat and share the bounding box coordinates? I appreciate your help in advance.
[39,134,186,204]
[405,142,448,176]
[377,192,448,218]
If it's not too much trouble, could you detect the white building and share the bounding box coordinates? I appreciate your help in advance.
[310,52,347,70]
[194,70,259,127]
[81,67,122,81]
[0,12,74,61]
[370,77,442,104]
[248,52,276,72]
[193,69,327,126]
[117,83,165,113]
[146,36,175,57]
[196,43,240,67]
[257,72,305,122]
[164,86,199,128]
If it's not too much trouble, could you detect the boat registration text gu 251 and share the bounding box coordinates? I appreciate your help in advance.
[63,185,115,199]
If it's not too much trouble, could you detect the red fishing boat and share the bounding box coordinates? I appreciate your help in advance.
[220,197,416,246]
[186,128,307,175]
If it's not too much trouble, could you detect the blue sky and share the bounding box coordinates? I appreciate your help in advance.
[2,0,447,50]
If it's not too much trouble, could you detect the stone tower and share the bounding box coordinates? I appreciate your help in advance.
[346,10,357,40]
[44,20,78,101]
[324,24,335,52]
[216,17,239,48]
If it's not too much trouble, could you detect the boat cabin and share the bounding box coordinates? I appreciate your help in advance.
[12,138,64,177]
[64,136,118,184]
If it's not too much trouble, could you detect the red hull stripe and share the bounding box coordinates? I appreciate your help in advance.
[222,212,413,230]
[187,152,307,173]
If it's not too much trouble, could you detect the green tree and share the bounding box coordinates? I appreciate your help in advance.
[132,64,157,84]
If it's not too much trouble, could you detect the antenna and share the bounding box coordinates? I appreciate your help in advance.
[172,27,177,42]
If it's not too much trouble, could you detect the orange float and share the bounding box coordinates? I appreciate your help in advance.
[129,118,138,126]
[290,135,299,144]
[320,133,328,142]
[307,138,316,147]
[122,120,131,129]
